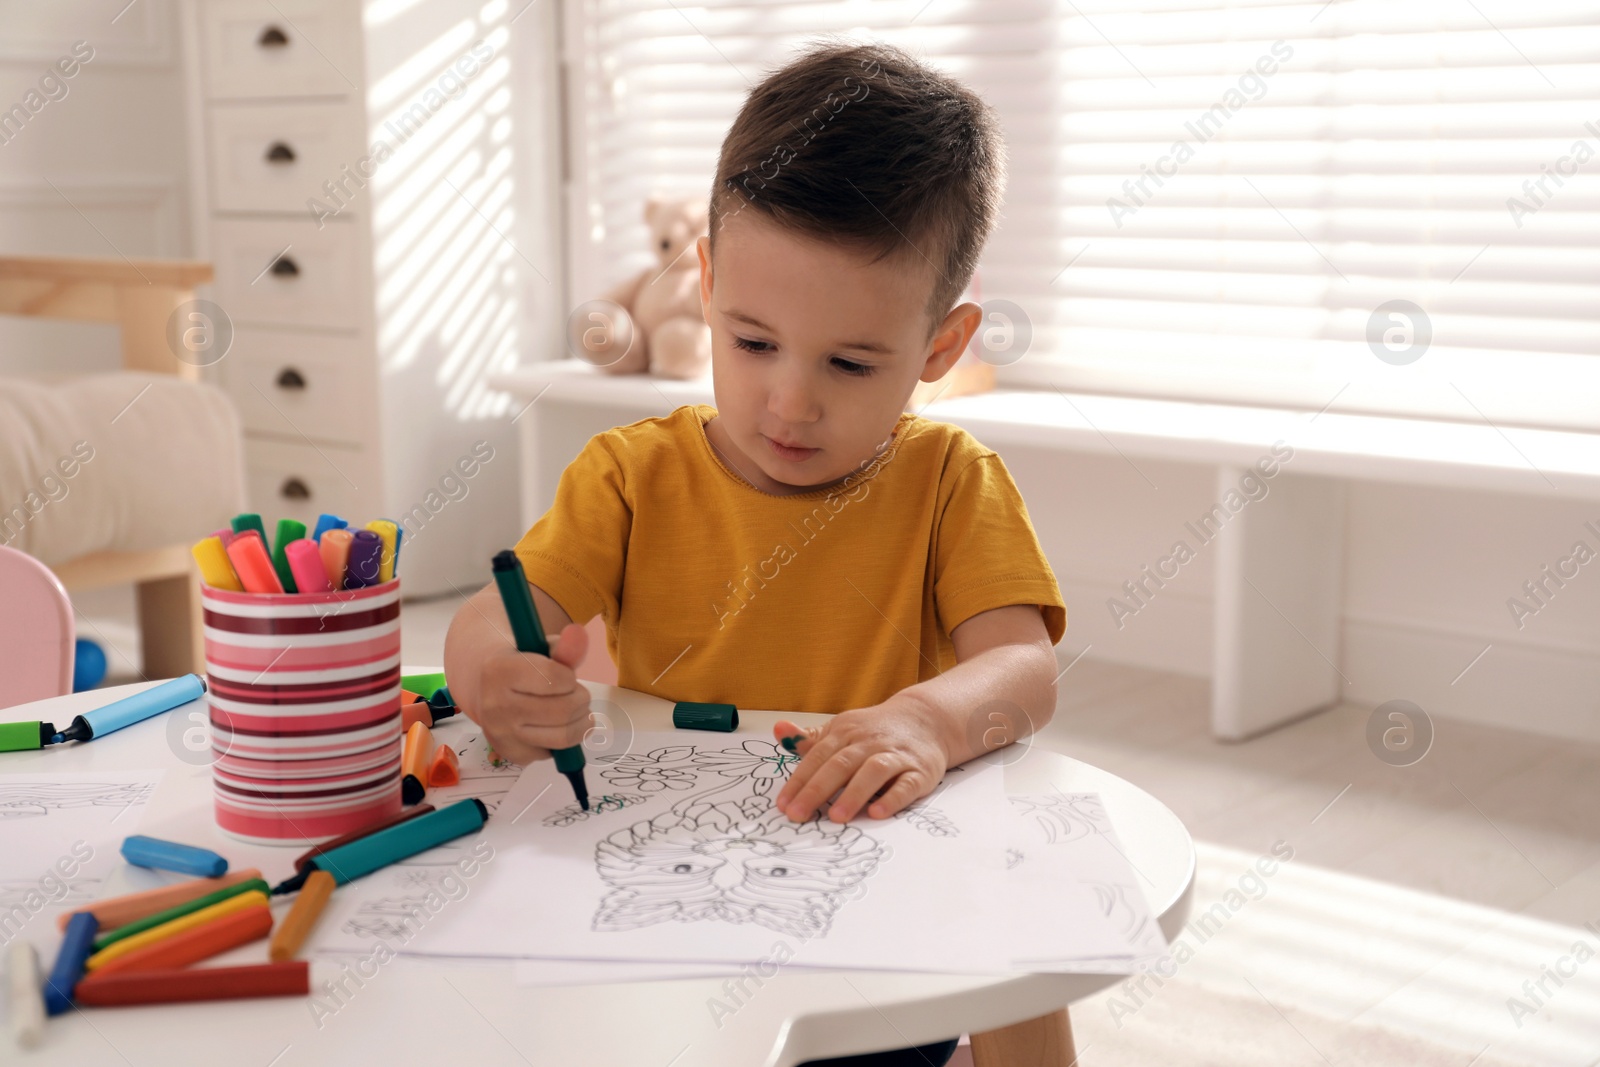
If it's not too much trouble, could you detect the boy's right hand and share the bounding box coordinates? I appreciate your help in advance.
[472,621,592,766]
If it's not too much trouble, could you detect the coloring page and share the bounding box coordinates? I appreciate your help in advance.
[0,770,163,950]
[1007,792,1172,972]
[395,733,1013,975]
[310,722,522,954]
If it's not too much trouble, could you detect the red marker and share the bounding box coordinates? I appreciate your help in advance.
[225,532,283,594]
[73,961,308,1005]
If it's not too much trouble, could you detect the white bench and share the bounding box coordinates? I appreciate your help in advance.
[492,362,1600,740]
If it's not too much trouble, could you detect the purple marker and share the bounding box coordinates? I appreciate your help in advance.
[344,529,384,588]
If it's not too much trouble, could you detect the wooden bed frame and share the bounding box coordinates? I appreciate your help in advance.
[0,254,215,678]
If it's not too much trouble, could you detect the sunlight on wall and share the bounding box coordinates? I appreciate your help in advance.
[366,0,516,421]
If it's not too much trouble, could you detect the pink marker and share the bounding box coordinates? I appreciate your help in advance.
[212,528,236,549]
[285,539,334,594]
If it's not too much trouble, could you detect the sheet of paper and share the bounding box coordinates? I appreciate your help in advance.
[392,734,1013,975]
[0,769,164,952]
[308,723,526,954]
[1006,792,1171,972]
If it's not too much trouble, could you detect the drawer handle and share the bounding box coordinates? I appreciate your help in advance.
[271,255,300,278]
[258,25,289,48]
[275,367,307,391]
[280,477,311,501]
[265,142,296,164]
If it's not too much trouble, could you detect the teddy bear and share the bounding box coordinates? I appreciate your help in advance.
[570,194,712,380]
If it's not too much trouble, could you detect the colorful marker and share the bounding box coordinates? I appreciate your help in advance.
[492,550,589,810]
[269,870,334,962]
[0,720,57,752]
[120,834,228,879]
[8,941,44,1047]
[211,527,236,549]
[402,686,459,732]
[291,805,434,873]
[401,721,432,805]
[271,518,307,593]
[87,891,268,970]
[230,512,267,544]
[43,911,97,1015]
[91,877,270,951]
[226,532,284,594]
[343,529,383,589]
[191,536,243,591]
[51,674,206,745]
[427,743,460,787]
[271,798,488,894]
[286,538,334,594]
[365,519,399,583]
[56,869,262,933]
[73,961,310,1006]
[89,905,272,978]
[319,528,354,590]
[310,513,348,543]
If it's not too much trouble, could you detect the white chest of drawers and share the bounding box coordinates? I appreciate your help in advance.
[179,0,549,595]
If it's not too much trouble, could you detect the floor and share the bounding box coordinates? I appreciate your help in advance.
[76,588,1600,1066]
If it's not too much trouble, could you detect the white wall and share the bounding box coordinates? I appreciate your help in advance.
[1003,448,1600,742]
[0,0,190,376]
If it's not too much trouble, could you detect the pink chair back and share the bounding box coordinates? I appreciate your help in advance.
[0,545,75,708]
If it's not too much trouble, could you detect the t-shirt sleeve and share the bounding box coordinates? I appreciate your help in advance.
[933,452,1067,646]
[511,434,631,627]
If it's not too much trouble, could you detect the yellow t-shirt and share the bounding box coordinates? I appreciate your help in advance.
[513,403,1066,714]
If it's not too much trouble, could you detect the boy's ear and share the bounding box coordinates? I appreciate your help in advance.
[696,235,714,320]
[919,301,983,383]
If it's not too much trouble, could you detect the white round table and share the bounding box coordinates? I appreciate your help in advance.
[1,678,1194,1066]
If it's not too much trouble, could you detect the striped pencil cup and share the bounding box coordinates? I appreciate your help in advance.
[200,578,404,844]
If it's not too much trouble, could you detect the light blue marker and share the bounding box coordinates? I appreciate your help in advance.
[120,835,228,879]
[50,674,206,745]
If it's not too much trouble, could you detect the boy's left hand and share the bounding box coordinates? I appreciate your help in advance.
[772,696,950,823]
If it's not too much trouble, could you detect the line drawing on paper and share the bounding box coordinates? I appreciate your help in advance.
[1010,792,1108,846]
[584,740,888,938]
[0,781,155,819]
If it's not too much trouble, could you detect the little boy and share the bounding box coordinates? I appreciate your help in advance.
[444,40,1066,831]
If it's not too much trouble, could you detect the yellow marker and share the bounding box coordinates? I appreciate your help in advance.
[190,536,243,592]
[269,869,335,962]
[365,520,398,583]
[84,890,267,972]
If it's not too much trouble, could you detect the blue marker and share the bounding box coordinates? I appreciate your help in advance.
[120,835,228,879]
[50,674,206,745]
[44,911,98,1015]
[311,513,348,543]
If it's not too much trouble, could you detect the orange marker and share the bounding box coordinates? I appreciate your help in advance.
[225,532,283,594]
[319,528,354,590]
[89,904,272,977]
[400,689,420,705]
[427,743,460,787]
[401,721,432,805]
[56,869,262,933]
[269,870,335,962]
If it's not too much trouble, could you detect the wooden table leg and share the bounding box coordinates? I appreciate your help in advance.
[970,1007,1078,1067]
[137,571,204,677]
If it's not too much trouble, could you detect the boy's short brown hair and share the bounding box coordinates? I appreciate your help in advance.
[709,39,1007,337]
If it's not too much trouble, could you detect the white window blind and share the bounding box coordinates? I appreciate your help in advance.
[561,0,1600,431]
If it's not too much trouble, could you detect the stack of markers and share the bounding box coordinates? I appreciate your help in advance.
[12,801,489,1037]
[190,512,402,594]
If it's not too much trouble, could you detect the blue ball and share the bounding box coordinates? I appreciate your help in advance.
[73,638,108,692]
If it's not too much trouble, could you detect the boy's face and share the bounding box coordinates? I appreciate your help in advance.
[696,211,980,496]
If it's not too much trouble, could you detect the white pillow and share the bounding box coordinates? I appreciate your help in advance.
[0,373,246,567]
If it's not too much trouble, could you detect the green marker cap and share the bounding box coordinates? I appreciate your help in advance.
[400,671,448,700]
[0,720,53,752]
[673,701,739,733]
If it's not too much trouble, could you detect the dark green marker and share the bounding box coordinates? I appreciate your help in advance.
[491,550,589,811]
